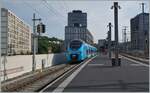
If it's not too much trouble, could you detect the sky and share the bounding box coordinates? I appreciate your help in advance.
[1,0,149,43]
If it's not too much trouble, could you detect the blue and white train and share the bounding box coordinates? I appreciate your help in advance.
[66,39,97,63]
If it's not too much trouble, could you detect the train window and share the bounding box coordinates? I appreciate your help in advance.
[86,50,89,54]
[70,40,82,50]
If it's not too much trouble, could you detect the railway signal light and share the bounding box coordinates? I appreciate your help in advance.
[37,22,46,33]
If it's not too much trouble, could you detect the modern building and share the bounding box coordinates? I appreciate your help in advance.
[65,10,93,48]
[1,8,31,55]
[98,39,106,49]
[68,10,87,27]
[130,13,149,52]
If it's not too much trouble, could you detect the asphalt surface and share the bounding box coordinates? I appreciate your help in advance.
[42,54,149,92]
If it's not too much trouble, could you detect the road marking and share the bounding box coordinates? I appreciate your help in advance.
[87,64,104,66]
[52,56,97,92]
[121,56,149,67]
[130,64,143,66]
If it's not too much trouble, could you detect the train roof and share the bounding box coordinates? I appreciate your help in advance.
[70,39,97,50]
[70,39,85,43]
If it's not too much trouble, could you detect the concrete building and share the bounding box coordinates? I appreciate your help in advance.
[68,10,87,27]
[130,13,149,51]
[1,8,31,55]
[65,10,93,48]
[98,39,106,49]
[65,26,93,46]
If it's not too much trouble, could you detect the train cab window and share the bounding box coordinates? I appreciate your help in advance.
[70,40,82,50]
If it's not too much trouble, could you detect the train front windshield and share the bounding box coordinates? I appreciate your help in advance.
[70,40,82,50]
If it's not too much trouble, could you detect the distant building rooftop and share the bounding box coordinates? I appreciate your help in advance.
[131,13,149,20]
[72,10,82,13]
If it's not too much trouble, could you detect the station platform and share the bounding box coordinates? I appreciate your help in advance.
[43,53,149,92]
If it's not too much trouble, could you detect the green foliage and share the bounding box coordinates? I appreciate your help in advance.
[38,36,63,54]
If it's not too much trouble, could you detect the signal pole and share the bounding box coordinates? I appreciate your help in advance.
[107,22,112,59]
[111,2,121,64]
[32,13,41,71]
[0,1,1,91]
[122,26,128,51]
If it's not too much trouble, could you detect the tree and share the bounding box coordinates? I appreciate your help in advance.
[38,36,63,54]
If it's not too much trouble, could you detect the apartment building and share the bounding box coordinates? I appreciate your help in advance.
[1,8,31,55]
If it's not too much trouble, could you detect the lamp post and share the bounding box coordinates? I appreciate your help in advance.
[107,22,112,59]
[111,2,121,65]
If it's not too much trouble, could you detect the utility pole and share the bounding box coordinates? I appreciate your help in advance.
[3,55,7,81]
[107,22,112,59]
[127,38,129,51]
[32,13,41,71]
[3,30,8,81]
[122,30,124,43]
[122,26,128,51]
[0,1,1,91]
[111,2,121,65]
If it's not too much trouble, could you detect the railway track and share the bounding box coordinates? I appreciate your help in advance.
[120,53,149,65]
[38,62,83,92]
[1,62,83,92]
